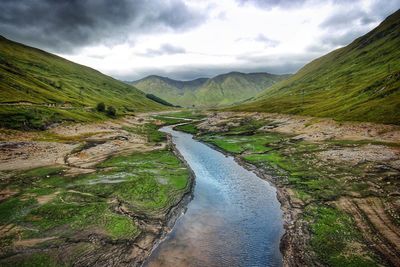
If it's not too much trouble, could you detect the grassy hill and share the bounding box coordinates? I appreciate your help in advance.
[0,36,166,129]
[232,9,400,125]
[132,72,289,107]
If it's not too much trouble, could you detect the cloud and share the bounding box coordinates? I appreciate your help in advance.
[320,29,366,47]
[319,0,400,30]
[0,0,206,53]
[319,10,372,30]
[125,61,299,81]
[255,34,280,47]
[317,1,400,48]
[138,44,186,57]
[236,0,307,9]
[120,52,310,81]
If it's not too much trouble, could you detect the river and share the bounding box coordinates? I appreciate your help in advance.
[144,125,284,267]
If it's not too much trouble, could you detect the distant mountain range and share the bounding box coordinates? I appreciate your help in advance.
[232,9,400,125]
[131,72,290,107]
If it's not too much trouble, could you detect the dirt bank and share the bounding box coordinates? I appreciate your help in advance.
[194,111,400,266]
[0,113,195,266]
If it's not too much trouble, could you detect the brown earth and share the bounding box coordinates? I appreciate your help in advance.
[0,112,195,267]
[197,111,400,267]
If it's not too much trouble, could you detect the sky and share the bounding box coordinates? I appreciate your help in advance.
[1,0,399,80]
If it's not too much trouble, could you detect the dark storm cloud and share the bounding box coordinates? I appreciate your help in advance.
[138,44,186,57]
[236,0,363,9]
[0,0,205,53]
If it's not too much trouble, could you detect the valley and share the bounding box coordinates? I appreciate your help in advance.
[0,4,399,267]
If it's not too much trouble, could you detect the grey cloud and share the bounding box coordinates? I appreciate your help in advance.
[319,10,372,30]
[319,0,400,30]
[320,29,366,47]
[255,34,280,47]
[118,52,309,81]
[125,63,297,81]
[237,0,307,9]
[0,0,206,53]
[317,1,400,49]
[138,44,186,57]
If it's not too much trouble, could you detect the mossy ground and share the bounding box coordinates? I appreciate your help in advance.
[152,110,206,125]
[174,114,398,266]
[0,120,190,265]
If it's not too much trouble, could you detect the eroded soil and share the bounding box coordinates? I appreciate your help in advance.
[188,111,400,267]
[0,113,193,266]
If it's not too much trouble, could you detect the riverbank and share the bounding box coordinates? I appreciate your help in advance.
[172,111,400,267]
[0,113,194,266]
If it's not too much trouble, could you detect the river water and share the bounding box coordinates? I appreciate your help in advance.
[144,126,284,267]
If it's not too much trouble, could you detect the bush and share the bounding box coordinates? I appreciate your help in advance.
[96,102,105,112]
[107,106,116,117]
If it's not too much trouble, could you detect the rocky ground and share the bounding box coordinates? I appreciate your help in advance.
[0,113,194,266]
[182,111,400,267]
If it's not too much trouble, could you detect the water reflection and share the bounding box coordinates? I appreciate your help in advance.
[144,126,283,267]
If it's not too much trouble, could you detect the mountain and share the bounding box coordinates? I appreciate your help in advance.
[0,36,166,129]
[232,9,400,125]
[131,72,290,107]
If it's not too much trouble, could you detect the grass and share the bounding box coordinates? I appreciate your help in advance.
[197,117,388,265]
[0,36,167,130]
[153,110,206,125]
[0,253,63,267]
[123,123,166,143]
[174,123,199,134]
[200,133,283,154]
[0,147,190,261]
[231,10,400,125]
[305,205,378,267]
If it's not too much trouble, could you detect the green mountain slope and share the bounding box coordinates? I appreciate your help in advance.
[132,72,289,107]
[232,10,400,125]
[0,36,166,129]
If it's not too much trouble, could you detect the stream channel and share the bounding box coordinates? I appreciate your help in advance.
[144,125,284,267]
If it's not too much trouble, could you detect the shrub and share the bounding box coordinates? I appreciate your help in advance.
[96,102,105,112]
[107,106,116,117]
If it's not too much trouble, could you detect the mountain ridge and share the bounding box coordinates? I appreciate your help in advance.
[0,36,166,129]
[131,72,290,107]
[231,9,400,125]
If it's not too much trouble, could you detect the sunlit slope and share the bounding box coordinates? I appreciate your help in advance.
[132,72,289,107]
[232,9,400,124]
[0,36,167,128]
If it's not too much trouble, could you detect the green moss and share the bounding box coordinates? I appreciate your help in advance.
[305,205,378,267]
[200,133,282,154]
[0,253,62,267]
[174,123,199,134]
[0,197,36,224]
[123,123,166,143]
